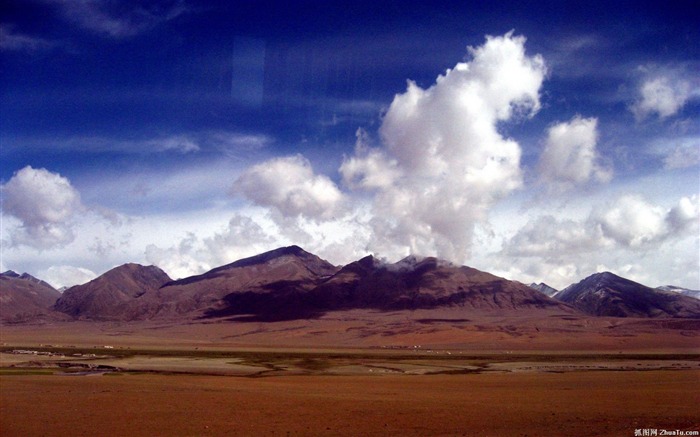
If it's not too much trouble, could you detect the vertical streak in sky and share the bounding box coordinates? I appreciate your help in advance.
[231,37,266,108]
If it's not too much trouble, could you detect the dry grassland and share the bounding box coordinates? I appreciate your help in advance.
[2,370,699,437]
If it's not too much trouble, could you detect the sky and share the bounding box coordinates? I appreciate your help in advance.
[1,0,699,291]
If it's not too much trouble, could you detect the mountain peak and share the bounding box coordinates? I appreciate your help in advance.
[1,270,61,322]
[53,263,172,320]
[0,271,57,290]
[215,245,317,271]
[529,282,559,297]
[593,271,622,281]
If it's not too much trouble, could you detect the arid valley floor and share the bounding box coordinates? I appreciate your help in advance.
[2,312,699,436]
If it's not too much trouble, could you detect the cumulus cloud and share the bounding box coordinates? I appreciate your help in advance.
[596,195,669,247]
[632,75,692,120]
[1,166,83,248]
[664,195,700,235]
[234,155,344,221]
[341,31,546,263]
[538,116,612,188]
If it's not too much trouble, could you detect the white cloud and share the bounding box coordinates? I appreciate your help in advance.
[341,31,546,263]
[663,141,700,169]
[505,194,698,256]
[0,24,57,51]
[596,195,669,247]
[145,233,211,280]
[594,195,699,248]
[340,128,400,190]
[42,265,97,289]
[5,131,271,158]
[502,214,609,258]
[202,215,276,266]
[666,195,700,234]
[211,132,272,160]
[144,214,283,280]
[632,75,692,120]
[40,135,202,155]
[150,135,200,153]
[142,208,375,280]
[538,116,612,188]
[488,259,580,291]
[499,194,699,288]
[1,166,83,248]
[234,155,344,221]
[51,0,188,38]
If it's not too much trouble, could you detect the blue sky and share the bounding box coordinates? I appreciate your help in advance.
[1,0,699,290]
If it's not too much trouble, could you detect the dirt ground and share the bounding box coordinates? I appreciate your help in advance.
[2,370,699,437]
[2,311,699,352]
[2,314,698,436]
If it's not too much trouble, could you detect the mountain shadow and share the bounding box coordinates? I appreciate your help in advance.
[203,280,326,321]
[202,254,571,321]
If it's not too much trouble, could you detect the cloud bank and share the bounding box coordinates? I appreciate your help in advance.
[498,194,699,288]
[505,194,698,256]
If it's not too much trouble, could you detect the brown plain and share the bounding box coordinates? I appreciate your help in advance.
[2,310,699,436]
[2,371,699,437]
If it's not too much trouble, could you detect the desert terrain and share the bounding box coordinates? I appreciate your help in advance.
[2,370,699,437]
[2,312,699,437]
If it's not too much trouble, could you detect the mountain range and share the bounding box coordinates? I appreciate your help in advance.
[0,271,63,322]
[553,272,700,318]
[2,246,699,323]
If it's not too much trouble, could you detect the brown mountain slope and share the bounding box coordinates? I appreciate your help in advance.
[0,271,61,322]
[310,255,572,312]
[53,264,171,320]
[139,246,340,320]
[205,254,574,321]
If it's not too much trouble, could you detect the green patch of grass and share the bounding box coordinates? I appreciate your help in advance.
[2,346,698,370]
[0,368,54,376]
